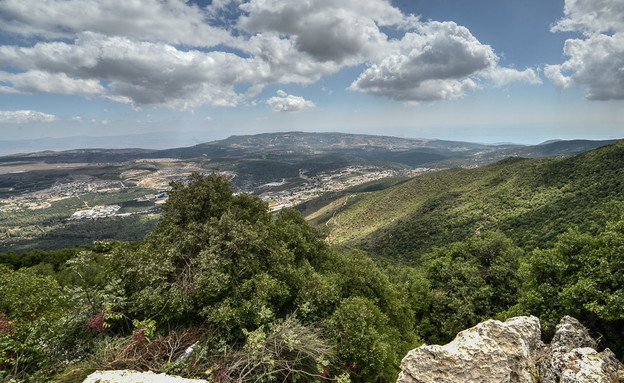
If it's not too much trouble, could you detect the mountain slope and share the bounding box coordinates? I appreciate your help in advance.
[313,140,624,263]
[155,131,498,157]
[431,139,617,168]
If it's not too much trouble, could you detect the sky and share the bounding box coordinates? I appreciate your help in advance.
[0,0,623,153]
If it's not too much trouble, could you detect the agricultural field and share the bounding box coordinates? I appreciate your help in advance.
[0,187,162,252]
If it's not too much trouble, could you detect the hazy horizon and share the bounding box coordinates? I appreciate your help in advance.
[0,129,621,157]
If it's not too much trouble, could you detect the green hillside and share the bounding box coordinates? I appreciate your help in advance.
[311,139,624,263]
[3,168,624,383]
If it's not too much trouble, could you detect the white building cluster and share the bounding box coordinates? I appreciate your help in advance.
[70,205,121,220]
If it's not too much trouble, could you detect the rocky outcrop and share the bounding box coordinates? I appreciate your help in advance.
[397,316,543,383]
[83,370,208,383]
[397,316,624,383]
[537,316,624,383]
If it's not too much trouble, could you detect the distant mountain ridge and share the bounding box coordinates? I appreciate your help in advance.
[209,132,497,151]
[431,138,619,168]
[2,131,615,168]
[481,138,619,160]
[148,131,515,161]
[0,132,220,157]
[0,132,618,193]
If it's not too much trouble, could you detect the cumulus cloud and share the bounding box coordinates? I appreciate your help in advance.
[547,0,624,100]
[0,0,541,107]
[0,0,233,46]
[266,90,316,112]
[551,0,624,34]
[544,65,572,89]
[0,110,57,123]
[244,33,342,84]
[546,33,624,100]
[0,32,261,108]
[350,22,496,101]
[485,67,542,87]
[238,0,402,64]
[0,70,104,94]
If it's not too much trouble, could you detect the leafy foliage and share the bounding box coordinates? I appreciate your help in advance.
[417,232,522,343]
[328,296,402,381]
[59,173,420,382]
[511,203,624,353]
[0,265,66,379]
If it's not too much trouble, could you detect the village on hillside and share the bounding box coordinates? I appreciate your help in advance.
[0,165,432,219]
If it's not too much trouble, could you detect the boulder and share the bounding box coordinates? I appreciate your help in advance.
[397,315,624,383]
[397,316,543,383]
[83,370,208,383]
[537,316,624,383]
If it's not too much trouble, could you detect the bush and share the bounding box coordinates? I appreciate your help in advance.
[515,208,624,353]
[418,232,522,343]
[329,296,402,382]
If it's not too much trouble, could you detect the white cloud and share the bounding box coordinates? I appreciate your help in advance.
[0,0,233,46]
[0,70,104,94]
[349,22,496,101]
[547,0,624,100]
[544,65,572,89]
[485,67,542,87]
[0,32,261,108]
[0,0,541,107]
[546,33,624,100]
[266,90,316,112]
[0,110,57,123]
[243,33,343,84]
[238,0,398,64]
[0,84,18,93]
[551,0,624,35]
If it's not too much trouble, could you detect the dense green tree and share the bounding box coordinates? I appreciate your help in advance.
[0,265,65,326]
[111,174,302,328]
[105,173,419,382]
[5,169,624,382]
[329,296,400,382]
[514,207,624,351]
[418,232,523,343]
[0,265,66,378]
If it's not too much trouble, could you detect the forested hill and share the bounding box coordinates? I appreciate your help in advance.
[308,139,624,262]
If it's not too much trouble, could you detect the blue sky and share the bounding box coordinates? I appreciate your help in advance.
[0,0,623,153]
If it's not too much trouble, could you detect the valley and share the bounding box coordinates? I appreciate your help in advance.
[0,132,617,253]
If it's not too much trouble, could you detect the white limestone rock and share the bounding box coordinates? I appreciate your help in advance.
[397,316,542,383]
[82,370,209,383]
[538,316,624,383]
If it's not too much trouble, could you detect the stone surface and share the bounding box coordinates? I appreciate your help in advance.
[397,315,624,383]
[549,316,597,354]
[538,316,624,383]
[83,370,208,383]
[397,316,542,383]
